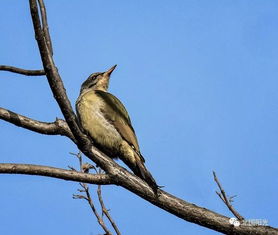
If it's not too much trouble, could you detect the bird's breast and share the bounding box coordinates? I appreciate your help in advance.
[76,90,122,153]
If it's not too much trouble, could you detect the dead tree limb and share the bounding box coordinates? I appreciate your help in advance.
[72,152,116,235]
[213,171,245,221]
[38,0,53,55]
[0,107,75,142]
[0,163,112,185]
[0,65,45,76]
[97,184,121,235]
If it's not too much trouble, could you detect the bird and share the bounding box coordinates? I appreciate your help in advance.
[76,65,158,192]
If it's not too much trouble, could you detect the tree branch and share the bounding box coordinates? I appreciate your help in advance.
[97,184,121,235]
[29,0,89,147]
[29,0,125,182]
[85,147,278,235]
[2,98,274,233]
[74,183,113,235]
[213,171,245,221]
[72,152,115,235]
[37,0,53,55]
[0,163,113,185]
[0,65,45,76]
[1,160,277,235]
[0,107,75,142]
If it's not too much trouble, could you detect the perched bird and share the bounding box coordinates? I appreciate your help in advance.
[76,65,158,191]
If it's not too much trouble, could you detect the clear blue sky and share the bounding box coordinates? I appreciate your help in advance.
[0,1,277,234]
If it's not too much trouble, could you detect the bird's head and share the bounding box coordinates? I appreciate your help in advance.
[80,65,117,94]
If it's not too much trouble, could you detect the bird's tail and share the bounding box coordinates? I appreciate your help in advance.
[119,142,159,193]
[135,159,158,193]
[122,151,158,193]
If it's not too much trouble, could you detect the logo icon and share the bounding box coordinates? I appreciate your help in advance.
[229,217,240,227]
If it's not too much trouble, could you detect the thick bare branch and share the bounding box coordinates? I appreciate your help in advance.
[29,0,89,147]
[0,163,113,185]
[0,65,45,76]
[0,107,75,142]
[89,147,278,235]
[213,171,245,221]
[1,158,277,235]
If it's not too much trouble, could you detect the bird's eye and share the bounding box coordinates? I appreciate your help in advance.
[94,74,102,80]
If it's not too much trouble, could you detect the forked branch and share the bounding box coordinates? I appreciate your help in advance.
[72,152,119,235]
[213,171,244,221]
[97,184,121,235]
[29,0,88,147]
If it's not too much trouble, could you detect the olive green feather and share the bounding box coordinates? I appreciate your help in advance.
[95,90,145,162]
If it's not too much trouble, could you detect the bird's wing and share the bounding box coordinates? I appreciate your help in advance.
[95,90,144,160]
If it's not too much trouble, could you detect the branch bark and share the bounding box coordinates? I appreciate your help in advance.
[29,0,88,146]
[213,171,245,221]
[0,163,113,185]
[71,152,119,235]
[1,107,276,234]
[97,184,121,235]
[38,0,53,55]
[0,65,45,76]
[74,183,113,235]
[0,160,277,235]
[0,107,75,142]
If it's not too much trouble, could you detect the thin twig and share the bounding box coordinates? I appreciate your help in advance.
[0,65,45,76]
[38,0,53,55]
[72,153,113,235]
[97,184,121,235]
[213,171,244,221]
[83,184,112,235]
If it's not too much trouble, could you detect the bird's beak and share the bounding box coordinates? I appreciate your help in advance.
[105,64,117,76]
